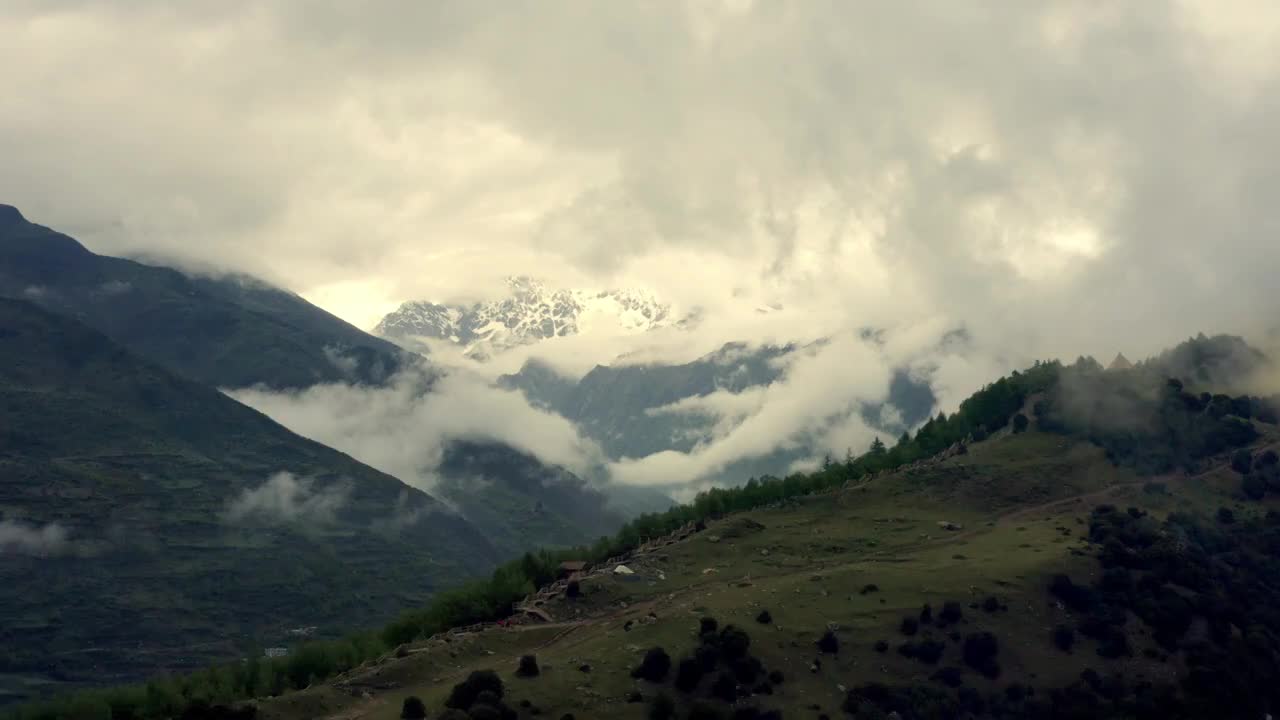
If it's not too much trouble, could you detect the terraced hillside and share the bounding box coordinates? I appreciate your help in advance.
[0,299,498,703]
[253,423,1280,720]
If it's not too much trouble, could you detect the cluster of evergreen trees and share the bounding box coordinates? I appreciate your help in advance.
[6,350,1268,720]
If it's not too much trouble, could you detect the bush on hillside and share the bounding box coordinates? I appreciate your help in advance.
[900,617,920,636]
[446,670,504,710]
[632,648,672,683]
[400,696,427,719]
[938,601,963,626]
[516,655,539,678]
[899,639,946,664]
[710,673,738,703]
[1233,449,1254,474]
[1049,574,1096,612]
[918,603,933,625]
[675,657,704,692]
[962,633,1000,678]
[719,626,752,660]
[817,630,839,654]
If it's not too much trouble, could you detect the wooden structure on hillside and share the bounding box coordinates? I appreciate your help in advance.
[558,560,588,580]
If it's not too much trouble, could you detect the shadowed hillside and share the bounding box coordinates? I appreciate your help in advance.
[0,299,498,703]
[0,205,411,390]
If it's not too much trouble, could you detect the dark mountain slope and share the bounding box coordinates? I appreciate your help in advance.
[0,204,409,389]
[0,299,497,698]
[435,441,630,556]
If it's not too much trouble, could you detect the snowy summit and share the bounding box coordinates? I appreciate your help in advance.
[374,276,688,358]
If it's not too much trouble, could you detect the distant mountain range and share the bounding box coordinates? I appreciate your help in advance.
[374,276,690,359]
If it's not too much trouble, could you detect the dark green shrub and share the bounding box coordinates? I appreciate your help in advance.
[962,633,1000,678]
[516,655,539,678]
[400,696,427,719]
[632,648,671,683]
[675,657,703,692]
[817,630,839,654]
[1233,449,1254,474]
[446,670,503,710]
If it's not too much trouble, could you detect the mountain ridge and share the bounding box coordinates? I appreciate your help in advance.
[375,276,688,359]
[0,204,412,390]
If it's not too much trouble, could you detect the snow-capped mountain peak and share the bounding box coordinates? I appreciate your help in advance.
[374,276,684,358]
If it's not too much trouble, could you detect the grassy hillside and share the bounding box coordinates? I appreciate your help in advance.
[0,299,499,704]
[0,204,410,390]
[11,342,1280,719]
[255,424,1280,720]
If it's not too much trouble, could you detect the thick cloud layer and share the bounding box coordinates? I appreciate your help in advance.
[2,1,1277,359]
[228,371,603,491]
[5,2,1279,490]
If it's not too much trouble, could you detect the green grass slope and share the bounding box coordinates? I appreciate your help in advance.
[0,299,499,703]
[0,204,410,390]
[255,421,1280,720]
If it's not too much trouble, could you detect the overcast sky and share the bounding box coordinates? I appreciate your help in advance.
[3,1,1279,364]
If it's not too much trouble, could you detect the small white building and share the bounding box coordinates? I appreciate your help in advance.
[264,647,289,658]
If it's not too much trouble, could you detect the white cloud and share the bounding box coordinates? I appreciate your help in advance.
[610,332,891,485]
[224,472,350,525]
[0,1,1274,368]
[0,519,70,556]
[6,2,1279,490]
[228,368,602,492]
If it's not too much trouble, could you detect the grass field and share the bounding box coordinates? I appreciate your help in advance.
[253,425,1279,719]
